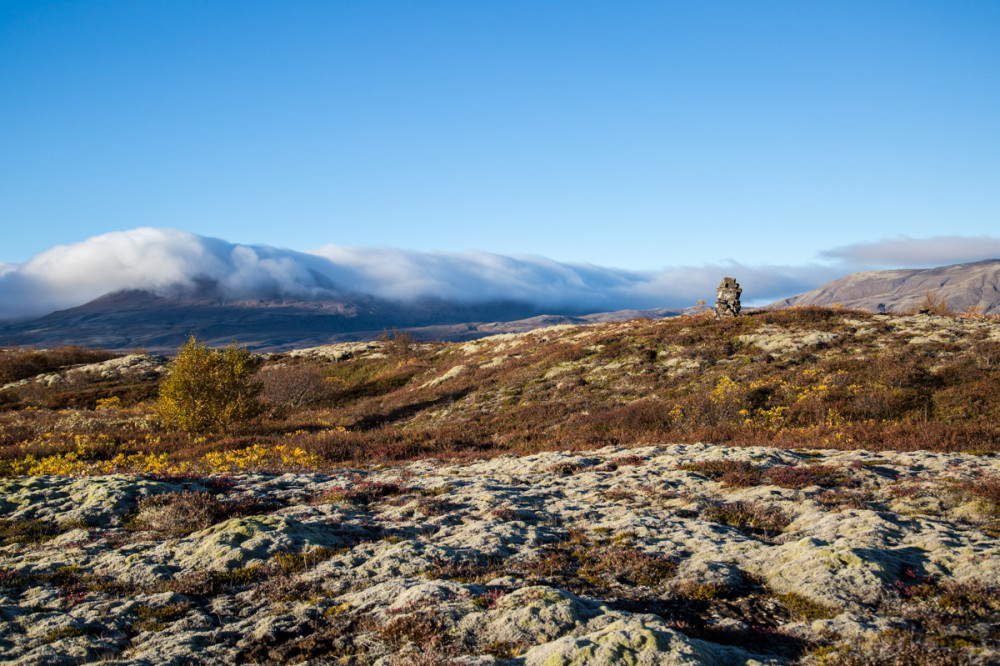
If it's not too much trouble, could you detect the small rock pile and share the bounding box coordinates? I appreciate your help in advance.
[715,277,742,318]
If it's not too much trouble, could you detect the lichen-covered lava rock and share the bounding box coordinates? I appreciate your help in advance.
[2,443,999,664]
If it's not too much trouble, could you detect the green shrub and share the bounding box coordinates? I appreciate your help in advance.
[43,626,87,644]
[158,337,264,433]
[134,602,190,632]
[0,518,60,546]
[779,591,840,621]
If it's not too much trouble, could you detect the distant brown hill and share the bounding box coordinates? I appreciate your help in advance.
[771,259,1000,313]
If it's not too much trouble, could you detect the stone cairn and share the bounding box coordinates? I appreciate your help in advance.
[714,277,742,318]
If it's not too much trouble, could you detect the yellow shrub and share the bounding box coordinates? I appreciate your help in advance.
[158,337,264,434]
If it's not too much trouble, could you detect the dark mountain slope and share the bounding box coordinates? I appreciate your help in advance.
[0,289,678,352]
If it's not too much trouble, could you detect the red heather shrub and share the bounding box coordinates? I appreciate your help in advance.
[322,480,408,505]
[766,464,852,489]
[678,459,764,487]
[968,476,1000,505]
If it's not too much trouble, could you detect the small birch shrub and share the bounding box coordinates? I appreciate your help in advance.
[158,337,264,434]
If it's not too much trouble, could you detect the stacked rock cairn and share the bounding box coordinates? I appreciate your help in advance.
[715,277,742,318]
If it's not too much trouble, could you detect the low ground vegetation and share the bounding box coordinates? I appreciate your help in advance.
[2,307,1000,663]
[4,307,1000,476]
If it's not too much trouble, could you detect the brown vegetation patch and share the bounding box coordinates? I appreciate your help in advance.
[702,501,792,540]
[319,480,409,505]
[128,491,280,536]
[257,362,333,413]
[576,545,677,588]
[0,518,63,546]
[0,345,117,385]
[766,464,854,489]
[525,539,676,593]
[815,629,978,665]
[678,459,764,487]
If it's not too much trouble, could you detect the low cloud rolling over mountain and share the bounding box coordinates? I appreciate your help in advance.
[1,228,998,321]
[821,235,1000,268]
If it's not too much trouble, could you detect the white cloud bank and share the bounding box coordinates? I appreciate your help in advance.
[1,228,998,321]
[822,235,1000,269]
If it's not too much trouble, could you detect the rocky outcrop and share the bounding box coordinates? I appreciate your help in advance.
[2,444,999,664]
[0,353,168,391]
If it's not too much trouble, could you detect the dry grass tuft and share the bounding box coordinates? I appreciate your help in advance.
[129,491,279,536]
[678,459,764,487]
[702,501,792,539]
[814,629,976,665]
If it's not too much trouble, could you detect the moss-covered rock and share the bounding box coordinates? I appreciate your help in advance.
[166,515,345,571]
[522,614,777,665]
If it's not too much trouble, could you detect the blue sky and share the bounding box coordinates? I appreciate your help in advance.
[2,1,999,275]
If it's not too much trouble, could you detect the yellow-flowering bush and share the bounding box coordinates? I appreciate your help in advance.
[7,443,319,477]
[201,443,320,474]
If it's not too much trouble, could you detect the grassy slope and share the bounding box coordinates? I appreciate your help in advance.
[3,306,1000,474]
[3,307,1000,664]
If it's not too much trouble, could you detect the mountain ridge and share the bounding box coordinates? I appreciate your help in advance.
[771,258,1000,313]
[0,288,680,352]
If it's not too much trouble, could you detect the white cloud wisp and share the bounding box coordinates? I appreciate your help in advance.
[821,235,1000,269]
[0,228,840,320]
[5,228,1000,322]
